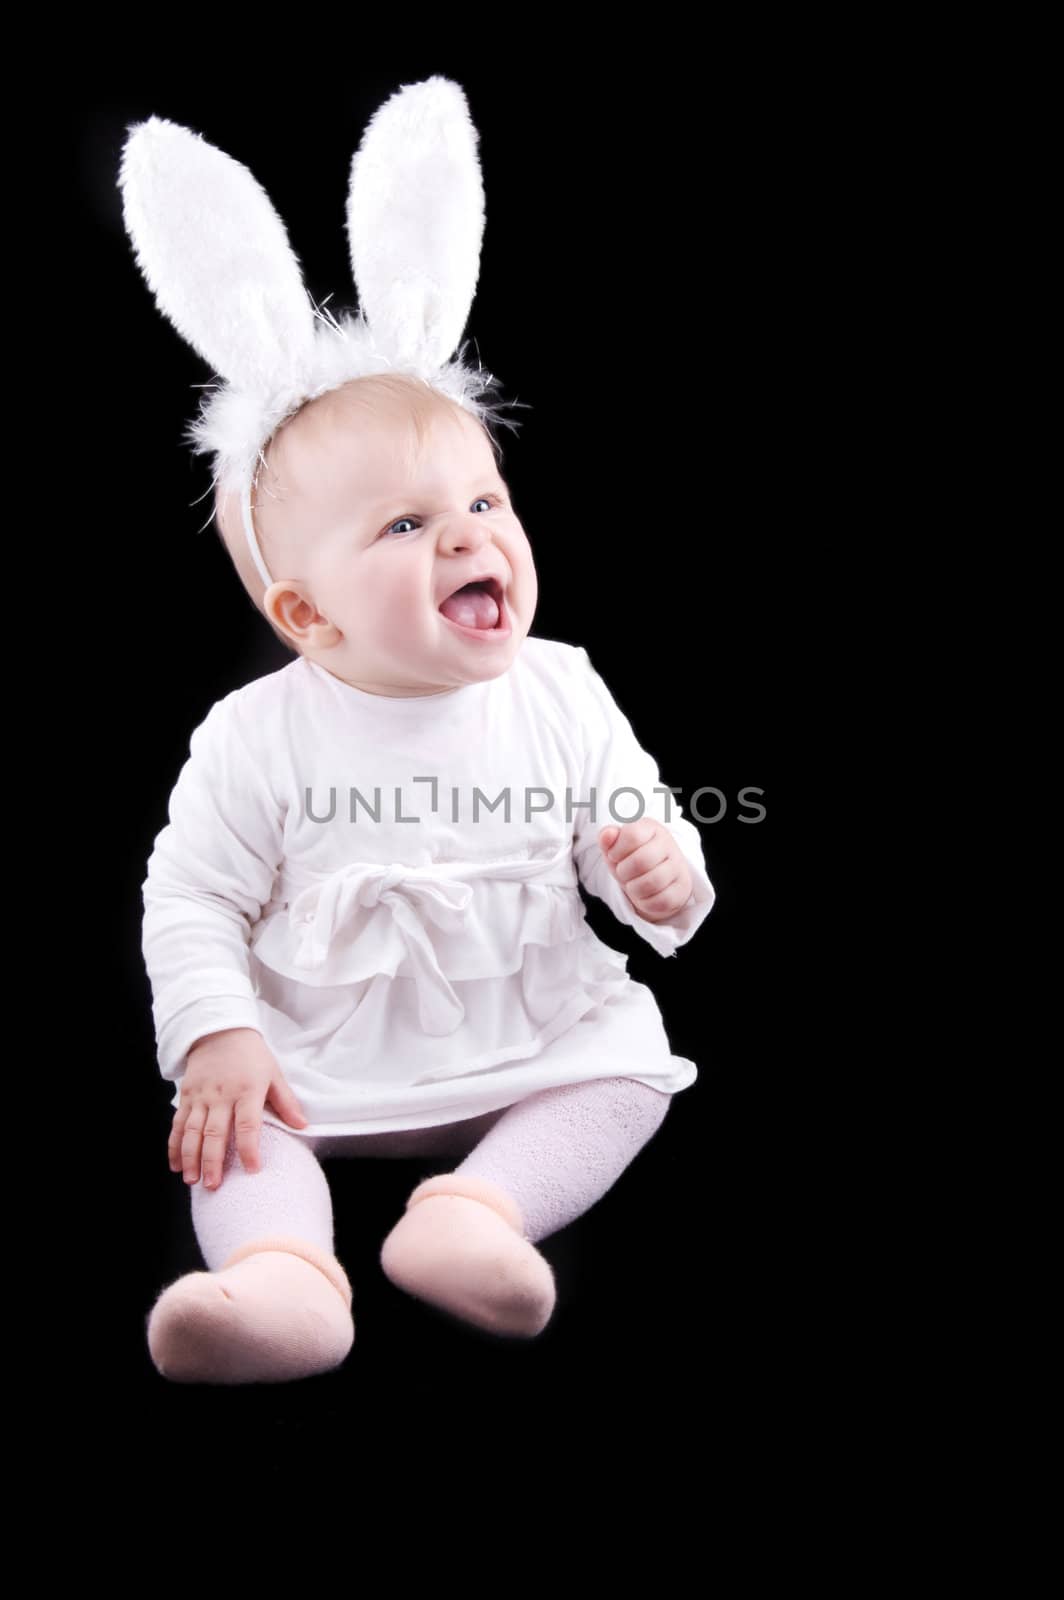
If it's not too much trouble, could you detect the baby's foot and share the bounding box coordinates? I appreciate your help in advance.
[146,1233,354,1384]
[380,1174,556,1338]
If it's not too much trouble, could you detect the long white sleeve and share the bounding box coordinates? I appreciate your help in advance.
[570,646,716,958]
[141,694,284,1086]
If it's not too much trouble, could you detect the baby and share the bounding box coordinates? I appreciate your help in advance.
[125,85,716,1384]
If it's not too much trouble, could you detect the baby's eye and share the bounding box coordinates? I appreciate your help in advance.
[382,495,502,538]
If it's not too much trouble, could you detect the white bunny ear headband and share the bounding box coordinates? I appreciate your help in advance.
[117,76,521,590]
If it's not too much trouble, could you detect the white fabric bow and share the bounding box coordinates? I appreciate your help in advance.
[287,847,576,1036]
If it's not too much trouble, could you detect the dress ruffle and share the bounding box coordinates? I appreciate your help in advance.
[249,842,588,1036]
[239,837,688,1119]
[250,920,635,1090]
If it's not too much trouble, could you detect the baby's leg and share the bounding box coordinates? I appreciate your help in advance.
[379,1077,671,1338]
[147,1123,353,1385]
[190,1121,334,1268]
[453,1076,671,1243]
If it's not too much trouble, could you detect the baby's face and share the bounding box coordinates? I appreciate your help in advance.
[261,403,537,697]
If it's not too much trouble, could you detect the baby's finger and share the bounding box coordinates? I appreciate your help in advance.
[167,1108,188,1172]
[233,1094,263,1176]
[180,1106,208,1185]
[200,1107,232,1191]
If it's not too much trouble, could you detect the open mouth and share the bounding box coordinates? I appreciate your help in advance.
[437,576,510,637]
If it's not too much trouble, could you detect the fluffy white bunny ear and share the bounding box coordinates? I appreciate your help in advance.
[118,115,320,503]
[346,76,485,374]
[118,115,316,396]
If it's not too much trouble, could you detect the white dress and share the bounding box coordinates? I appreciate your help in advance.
[141,636,716,1138]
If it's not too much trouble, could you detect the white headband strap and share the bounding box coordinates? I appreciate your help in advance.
[241,477,274,589]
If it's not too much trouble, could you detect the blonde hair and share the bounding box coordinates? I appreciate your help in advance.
[213,372,507,652]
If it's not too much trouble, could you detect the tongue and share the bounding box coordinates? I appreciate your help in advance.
[440,582,500,629]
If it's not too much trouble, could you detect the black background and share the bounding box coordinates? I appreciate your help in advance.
[51,46,839,1486]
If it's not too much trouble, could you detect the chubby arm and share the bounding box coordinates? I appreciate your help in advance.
[569,646,716,958]
[141,695,284,1087]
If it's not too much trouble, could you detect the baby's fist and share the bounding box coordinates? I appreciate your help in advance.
[598,820,692,923]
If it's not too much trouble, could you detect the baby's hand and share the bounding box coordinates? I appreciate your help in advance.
[168,1028,308,1192]
[599,820,692,924]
